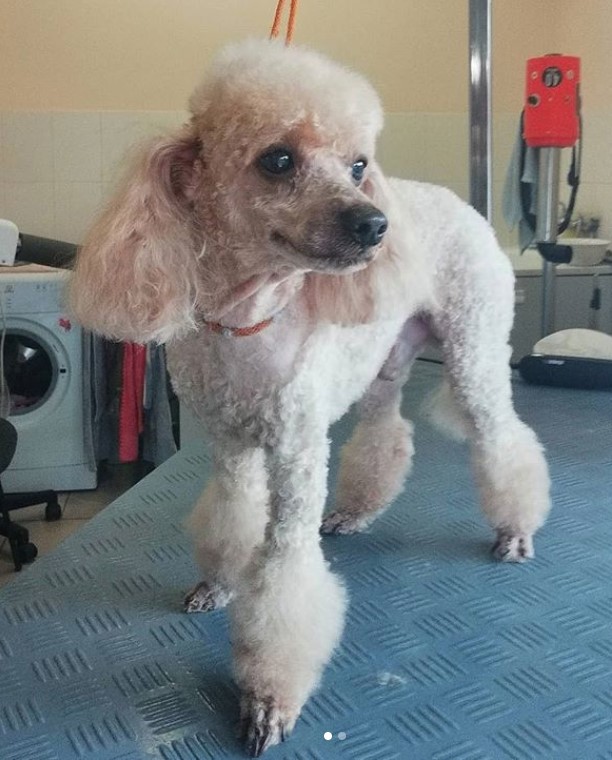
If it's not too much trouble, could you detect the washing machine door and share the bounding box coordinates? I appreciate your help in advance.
[4,332,54,414]
[1,315,96,491]
[1,318,70,421]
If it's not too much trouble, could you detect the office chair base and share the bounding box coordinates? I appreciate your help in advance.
[10,538,38,571]
[0,494,57,571]
[45,498,62,522]
[1,516,38,571]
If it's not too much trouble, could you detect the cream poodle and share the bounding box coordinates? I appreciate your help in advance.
[70,40,550,756]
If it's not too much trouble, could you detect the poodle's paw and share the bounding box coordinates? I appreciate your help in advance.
[492,530,534,563]
[239,693,297,757]
[183,581,233,613]
[320,510,370,536]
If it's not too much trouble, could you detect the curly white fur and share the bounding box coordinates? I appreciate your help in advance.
[69,39,550,756]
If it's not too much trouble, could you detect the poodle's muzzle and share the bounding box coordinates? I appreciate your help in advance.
[274,201,388,272]
[324,202,388,268]
[339,204,388,249]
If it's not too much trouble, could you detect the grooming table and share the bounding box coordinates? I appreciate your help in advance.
[1,362,611,760]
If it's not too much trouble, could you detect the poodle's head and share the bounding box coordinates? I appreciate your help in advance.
[70,40,395,343]
[189,40,387,273]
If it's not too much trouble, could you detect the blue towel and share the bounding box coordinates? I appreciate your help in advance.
[502,120,539,251]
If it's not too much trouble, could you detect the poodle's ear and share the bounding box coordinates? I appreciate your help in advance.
[361,160,393,217]
[360,159,434,318]
[304,159,407,325]
[361,159,406,266]
[69,126,202,344]
[305,158,430,325]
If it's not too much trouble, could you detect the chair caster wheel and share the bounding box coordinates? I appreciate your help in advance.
[45,500,62,522]
[13,523,30,544]
[17,542,37,565]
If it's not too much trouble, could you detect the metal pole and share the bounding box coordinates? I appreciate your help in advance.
[535,148,561,242]
[469,0,492,221]
[536,147,561,337]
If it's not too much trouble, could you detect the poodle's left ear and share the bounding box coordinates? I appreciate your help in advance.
[69,126,202,344]
[361,159,409,264]
[361,160,394,220]
[359,159,433,319]
[305,159,410,325]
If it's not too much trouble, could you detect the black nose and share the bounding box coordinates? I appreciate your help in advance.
[339,205,388,248]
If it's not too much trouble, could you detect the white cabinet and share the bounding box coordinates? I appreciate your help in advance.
[511,267,612,362]
[419,264,612,366]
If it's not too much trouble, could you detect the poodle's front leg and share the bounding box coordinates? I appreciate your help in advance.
[184,442,268,612]
[231,430,347,756]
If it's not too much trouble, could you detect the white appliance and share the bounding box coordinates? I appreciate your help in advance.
[0,264,97,492]
[0,219,19,266]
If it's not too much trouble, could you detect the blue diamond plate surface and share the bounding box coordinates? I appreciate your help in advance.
[1,362,612,759]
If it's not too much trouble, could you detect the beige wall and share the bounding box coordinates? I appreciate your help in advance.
[1,0,468,112]
[555,0,612,112]
[554,0,612,240]
[1,0,611,244]
[2,0,607,113]
[0,0,572,114]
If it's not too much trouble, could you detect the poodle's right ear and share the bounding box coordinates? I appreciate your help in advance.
[69,126,202,344]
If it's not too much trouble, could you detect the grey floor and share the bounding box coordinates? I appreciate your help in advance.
[0,463,146,587]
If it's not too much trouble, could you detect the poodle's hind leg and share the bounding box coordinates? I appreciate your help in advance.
[322,317,428,536]
[321,375,414,535]
[184,442,268,612]
[470,401,549,563]
[440,340,550,562]
[432,243,550,562]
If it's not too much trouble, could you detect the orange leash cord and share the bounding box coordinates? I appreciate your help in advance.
[269,0,299,44]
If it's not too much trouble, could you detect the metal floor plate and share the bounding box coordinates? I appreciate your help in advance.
[1,362,612,760]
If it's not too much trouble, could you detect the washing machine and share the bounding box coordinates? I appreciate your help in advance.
[0,264,97,492]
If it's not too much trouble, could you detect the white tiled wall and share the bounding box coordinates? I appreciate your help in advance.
[1,109,610,247]
[0,110,188,243]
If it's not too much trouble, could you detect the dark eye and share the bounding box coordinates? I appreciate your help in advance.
[351,157,368,182]
[258,147,295,176]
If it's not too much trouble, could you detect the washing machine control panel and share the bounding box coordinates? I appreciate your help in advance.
[0,272,70,315]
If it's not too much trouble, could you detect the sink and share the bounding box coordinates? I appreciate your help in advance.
[565,238,611,266]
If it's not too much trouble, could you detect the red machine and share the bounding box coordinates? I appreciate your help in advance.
[523,54,580,148]
[518,53,612,390]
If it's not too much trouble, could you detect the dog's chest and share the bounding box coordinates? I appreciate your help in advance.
[303,321,404,420]
[167,322,304,437]
[167,319,402,443]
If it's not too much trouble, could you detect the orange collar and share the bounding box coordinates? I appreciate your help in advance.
[203,317,274,338]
